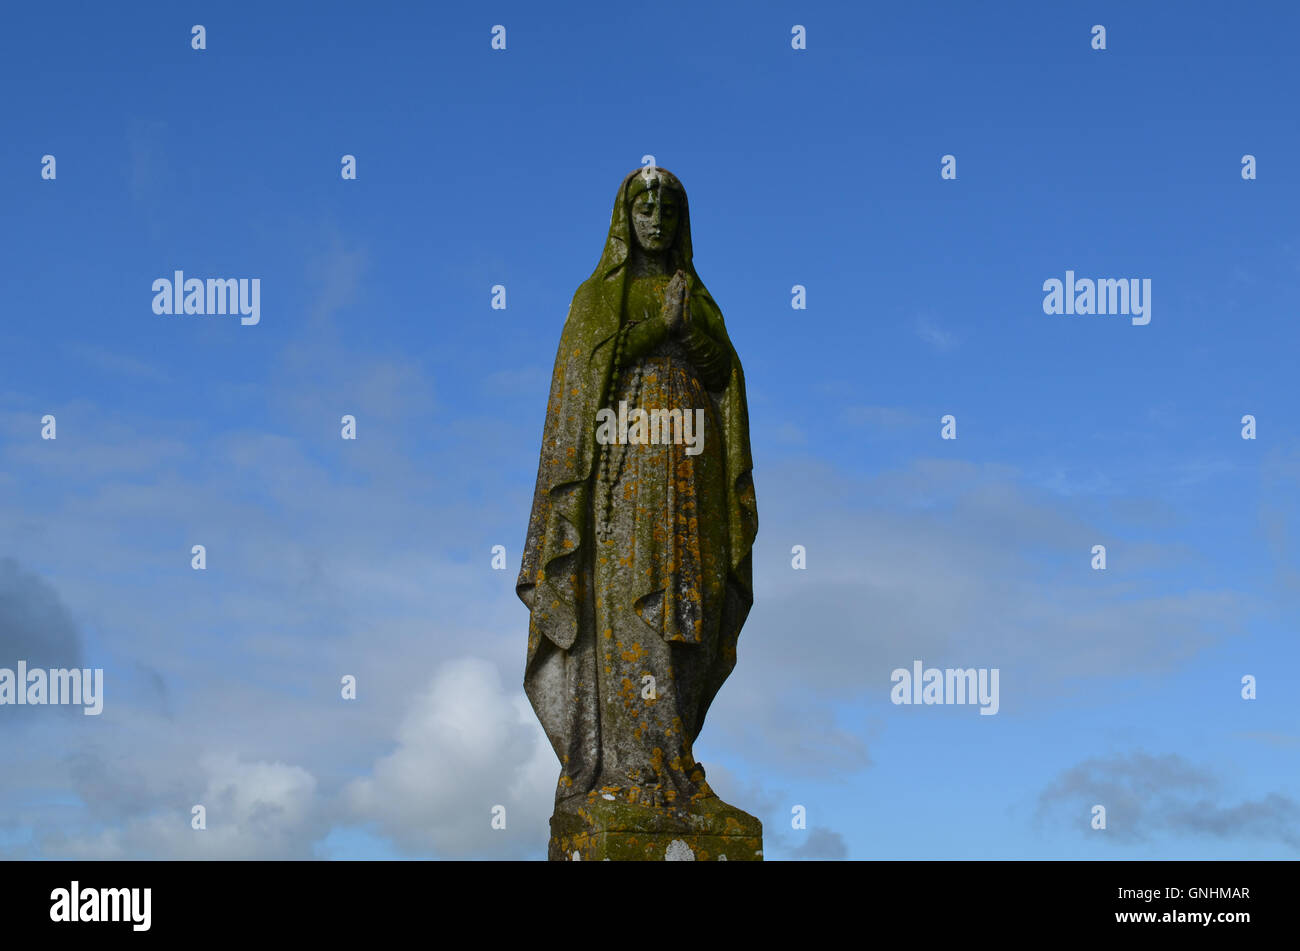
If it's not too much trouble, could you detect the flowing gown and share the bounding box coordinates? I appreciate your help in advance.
[577,272,731,807]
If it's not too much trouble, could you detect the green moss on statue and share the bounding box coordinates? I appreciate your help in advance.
[517,168,761,859]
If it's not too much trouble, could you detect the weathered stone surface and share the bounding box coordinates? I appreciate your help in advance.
[550,794,763,861]
[517,167,761,860]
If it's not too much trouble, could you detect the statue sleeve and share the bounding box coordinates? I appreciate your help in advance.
[618,317,669,365]
[677,318,732,391]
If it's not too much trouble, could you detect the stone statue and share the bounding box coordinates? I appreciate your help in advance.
[517,167,762,860]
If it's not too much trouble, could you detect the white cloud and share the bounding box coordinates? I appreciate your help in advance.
[345,657,554,858]
[45,753,321,860]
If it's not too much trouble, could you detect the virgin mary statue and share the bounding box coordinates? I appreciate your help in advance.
[517,167,758,840]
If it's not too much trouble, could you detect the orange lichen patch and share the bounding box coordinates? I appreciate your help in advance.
[619,641,647,663]
[619,677,637,708]
[603,627,614,639]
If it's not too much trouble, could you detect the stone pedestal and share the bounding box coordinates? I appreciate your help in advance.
[549,793,763,861]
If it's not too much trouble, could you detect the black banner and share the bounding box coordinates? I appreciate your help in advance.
[1,860,1284,939]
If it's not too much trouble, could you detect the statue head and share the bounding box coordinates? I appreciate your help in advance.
[628,169,683,254]
[592,166,696,296]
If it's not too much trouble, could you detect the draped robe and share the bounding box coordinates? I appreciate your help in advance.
[517,168,757,805]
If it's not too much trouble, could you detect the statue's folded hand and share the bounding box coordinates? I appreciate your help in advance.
[660,274,687,334]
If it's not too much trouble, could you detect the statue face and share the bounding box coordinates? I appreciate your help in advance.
[630,186,680,253]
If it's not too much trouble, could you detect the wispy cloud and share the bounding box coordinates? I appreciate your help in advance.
[1037,751,1300,850]
[914,314,960,352]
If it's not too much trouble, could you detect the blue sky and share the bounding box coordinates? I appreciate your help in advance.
[1,0,1297,859]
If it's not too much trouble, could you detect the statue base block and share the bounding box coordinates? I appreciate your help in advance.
[548,794,763,861]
